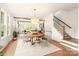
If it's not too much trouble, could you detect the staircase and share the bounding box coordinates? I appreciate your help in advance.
[53,16,78,51]
[61,31,78,51]
[64,32,72,39]
[53,16,72,39]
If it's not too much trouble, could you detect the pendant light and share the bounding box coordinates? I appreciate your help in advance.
[31,9,39,24]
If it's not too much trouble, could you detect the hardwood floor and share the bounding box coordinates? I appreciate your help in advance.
[47,39,79,56]
[3,40,17,56]
[2,39,79,56]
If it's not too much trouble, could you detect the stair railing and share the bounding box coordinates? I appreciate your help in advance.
[53,16,71,39]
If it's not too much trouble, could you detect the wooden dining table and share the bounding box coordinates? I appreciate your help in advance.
[26,31,44,45]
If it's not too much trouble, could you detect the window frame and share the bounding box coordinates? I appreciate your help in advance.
[0,8,5,38]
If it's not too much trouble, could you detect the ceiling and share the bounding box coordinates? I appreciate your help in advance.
[5,3,78,19]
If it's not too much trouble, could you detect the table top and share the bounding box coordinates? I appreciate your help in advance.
[26,31,43,37]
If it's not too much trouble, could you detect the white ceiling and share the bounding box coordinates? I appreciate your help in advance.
[5,3,78,19]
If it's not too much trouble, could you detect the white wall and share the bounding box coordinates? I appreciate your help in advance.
[0,5,1,37]
[78,5,79,40]
[55,8,78,39]
[43,13,63,41]
[0,4,15,47]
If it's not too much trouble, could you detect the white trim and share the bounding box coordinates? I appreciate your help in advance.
[60,43,79,51]
[61,40,78,47]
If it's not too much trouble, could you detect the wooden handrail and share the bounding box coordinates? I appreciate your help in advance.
[54,16,71,28]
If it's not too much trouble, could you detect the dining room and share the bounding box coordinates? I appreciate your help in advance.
[0,3,78,56]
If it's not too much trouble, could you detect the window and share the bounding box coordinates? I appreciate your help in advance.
[0,11,5,37]
[1,11,4,24]
[7,16,9,35]
[18,21,32,32]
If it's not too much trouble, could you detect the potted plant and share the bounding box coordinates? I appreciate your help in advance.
[13,31,17,41]
[1,31,4,37]
[24,30,26,34]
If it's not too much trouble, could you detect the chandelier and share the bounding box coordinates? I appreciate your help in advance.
[31,9,39,24]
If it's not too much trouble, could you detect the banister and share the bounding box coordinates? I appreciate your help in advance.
[54,19,62,27]
[54,16,71,29]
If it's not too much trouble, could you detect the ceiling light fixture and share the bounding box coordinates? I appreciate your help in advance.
[31,9,39,24]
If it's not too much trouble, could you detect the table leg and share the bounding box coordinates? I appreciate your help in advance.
[31,37,35,45]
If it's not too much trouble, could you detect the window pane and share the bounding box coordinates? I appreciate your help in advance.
[1,11,4,24]
[7,16,9,35]
[1,11,4,37]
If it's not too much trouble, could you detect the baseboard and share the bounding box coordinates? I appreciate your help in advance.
[60,42,79,51]
[61,40,78,47]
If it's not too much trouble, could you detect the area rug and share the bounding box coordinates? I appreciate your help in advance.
[14,35,61,56]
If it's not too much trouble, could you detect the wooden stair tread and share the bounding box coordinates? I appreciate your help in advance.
[61,41,78,48]
[64,38,78,44]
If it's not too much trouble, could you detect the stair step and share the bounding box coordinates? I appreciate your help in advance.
[64,37,72,39]
[61,40,78,47]
[64,35,68,37]
[64,37,71,39]
[64,36,70,38]
[61,41,78,48]
[60,40,78,51]
[64,34,70,37]
[60,43,79,51]
[64,36,69,37]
